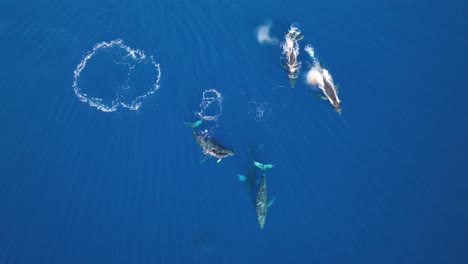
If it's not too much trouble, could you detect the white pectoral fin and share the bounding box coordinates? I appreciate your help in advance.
[200,155,210,164]
[217,158,222,163]
[267,197,276,208]
[312,94,327,101]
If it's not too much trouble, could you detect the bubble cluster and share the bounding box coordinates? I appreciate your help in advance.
[248,100,271,123]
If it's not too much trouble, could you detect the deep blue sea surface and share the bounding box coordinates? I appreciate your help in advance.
[1,0,468,263]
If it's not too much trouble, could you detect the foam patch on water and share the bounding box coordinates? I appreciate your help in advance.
[72,39,161,112]
[256,21,278,45]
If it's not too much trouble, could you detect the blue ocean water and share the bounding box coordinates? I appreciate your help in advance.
[1,0,468,263]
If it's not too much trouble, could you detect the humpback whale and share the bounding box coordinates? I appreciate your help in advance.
[321,70,341,114]
[307,65,341,114]
[304,44,342,114]
[193,131,234,162]
[253,161,275,229]
[281,26,303,87]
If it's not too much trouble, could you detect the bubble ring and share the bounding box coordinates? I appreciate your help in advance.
[197,89,223,121]
[72,39,161,112]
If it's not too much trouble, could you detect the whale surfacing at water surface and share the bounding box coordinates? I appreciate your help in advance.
[321,69,341,113]
[281,25,303,87]
[307,64,341,114]
[193,131,234,162]
[304,44,342,114]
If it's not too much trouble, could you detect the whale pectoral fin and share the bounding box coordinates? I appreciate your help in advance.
[200,155,211,164]
[237,174,247,182]
[267,197,276,208]
[335,84,340,93]
[217,158,222,163]
[279,61,289,71]
[184,119,203,128]
[312,94,328,101]
[296,35,304,41]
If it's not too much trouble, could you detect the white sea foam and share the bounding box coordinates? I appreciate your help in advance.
[72,39,161,112]
[304,44,315,59]
[256,21,278,45]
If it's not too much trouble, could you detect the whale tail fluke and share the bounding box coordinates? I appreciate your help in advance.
[254,161,274,171]
[183,119,202,128]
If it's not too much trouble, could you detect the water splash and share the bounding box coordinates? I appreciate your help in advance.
[304,44,315,59]
[256,21,278,45]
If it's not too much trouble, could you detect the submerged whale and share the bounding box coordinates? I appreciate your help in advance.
[193,131,234,162]
[253,161,275,229]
